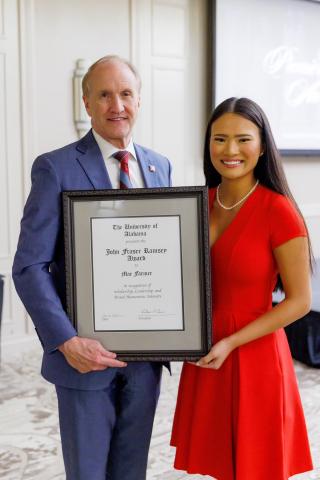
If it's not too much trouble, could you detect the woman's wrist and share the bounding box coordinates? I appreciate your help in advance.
[226,334,239,350]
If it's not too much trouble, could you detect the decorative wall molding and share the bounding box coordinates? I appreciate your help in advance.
[0,0,5,38]
[2,273,13,323]
[129,0,138,63]
[128,0,206,187]
[151,64,186,150]
[18,0,37,199]
[73,52,155,137]
[73,59,91,139]
[0,52,10,259]
[0,0,30,345]
[151,0,187,59]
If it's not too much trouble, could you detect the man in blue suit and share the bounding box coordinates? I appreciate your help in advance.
[13,55,172,480]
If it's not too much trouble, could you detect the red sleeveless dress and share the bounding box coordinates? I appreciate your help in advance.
[171,185,313,480]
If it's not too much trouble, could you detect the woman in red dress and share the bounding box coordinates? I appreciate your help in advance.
[171,97,313,479]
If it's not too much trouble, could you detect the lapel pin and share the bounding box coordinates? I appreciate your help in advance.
[149,165,156,173]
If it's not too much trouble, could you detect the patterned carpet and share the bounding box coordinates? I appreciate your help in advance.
[0,348,319,480]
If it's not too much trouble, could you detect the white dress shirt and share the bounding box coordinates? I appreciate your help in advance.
[92,129,145,189]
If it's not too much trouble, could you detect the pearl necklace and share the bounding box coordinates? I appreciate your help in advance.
[216,180,259,210]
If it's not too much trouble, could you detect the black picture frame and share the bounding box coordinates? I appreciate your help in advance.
[63,186,212,361]
[210,0,320,156]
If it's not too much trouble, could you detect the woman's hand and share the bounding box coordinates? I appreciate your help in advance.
[197,337,235,370]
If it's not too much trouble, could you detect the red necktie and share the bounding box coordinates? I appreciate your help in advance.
[113,151,133,189]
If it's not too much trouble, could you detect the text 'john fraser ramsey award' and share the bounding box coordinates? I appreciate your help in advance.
[91,215,184,332]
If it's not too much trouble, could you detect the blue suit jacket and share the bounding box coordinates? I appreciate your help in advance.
[13,130,172,389]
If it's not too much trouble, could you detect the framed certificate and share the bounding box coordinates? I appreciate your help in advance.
[63,186,212,361]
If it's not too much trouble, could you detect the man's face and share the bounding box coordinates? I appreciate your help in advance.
[83,61,140,149]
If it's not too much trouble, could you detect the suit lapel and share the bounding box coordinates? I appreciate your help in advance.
[134,144,158,188]
[76,130,112,189]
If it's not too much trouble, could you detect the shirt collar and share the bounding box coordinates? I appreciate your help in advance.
[92,129,137,161]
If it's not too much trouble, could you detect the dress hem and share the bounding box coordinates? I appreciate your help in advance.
[171,446,313,480]
[172,464,314,480]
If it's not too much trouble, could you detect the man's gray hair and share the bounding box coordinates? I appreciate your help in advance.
[82,55,141,97]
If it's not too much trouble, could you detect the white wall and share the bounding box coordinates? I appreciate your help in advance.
[2,0,318,357]
[23,0,132,161]
[131,0,207,186]
[284,158,320,258]
[22,0,207,183]
[0,0,29,351]
[1,0,207,356]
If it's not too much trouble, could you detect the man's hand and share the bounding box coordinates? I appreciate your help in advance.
[58,336,127,373]
[196,337,235,370]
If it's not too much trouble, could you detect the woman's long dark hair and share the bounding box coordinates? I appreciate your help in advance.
[204,97,314,285]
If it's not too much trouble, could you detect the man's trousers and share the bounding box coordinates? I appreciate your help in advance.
[55,362,162,480]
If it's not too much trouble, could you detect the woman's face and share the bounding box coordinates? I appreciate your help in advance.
[210,113,263,182]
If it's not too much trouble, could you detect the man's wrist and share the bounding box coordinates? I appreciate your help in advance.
[58,335,78,353]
